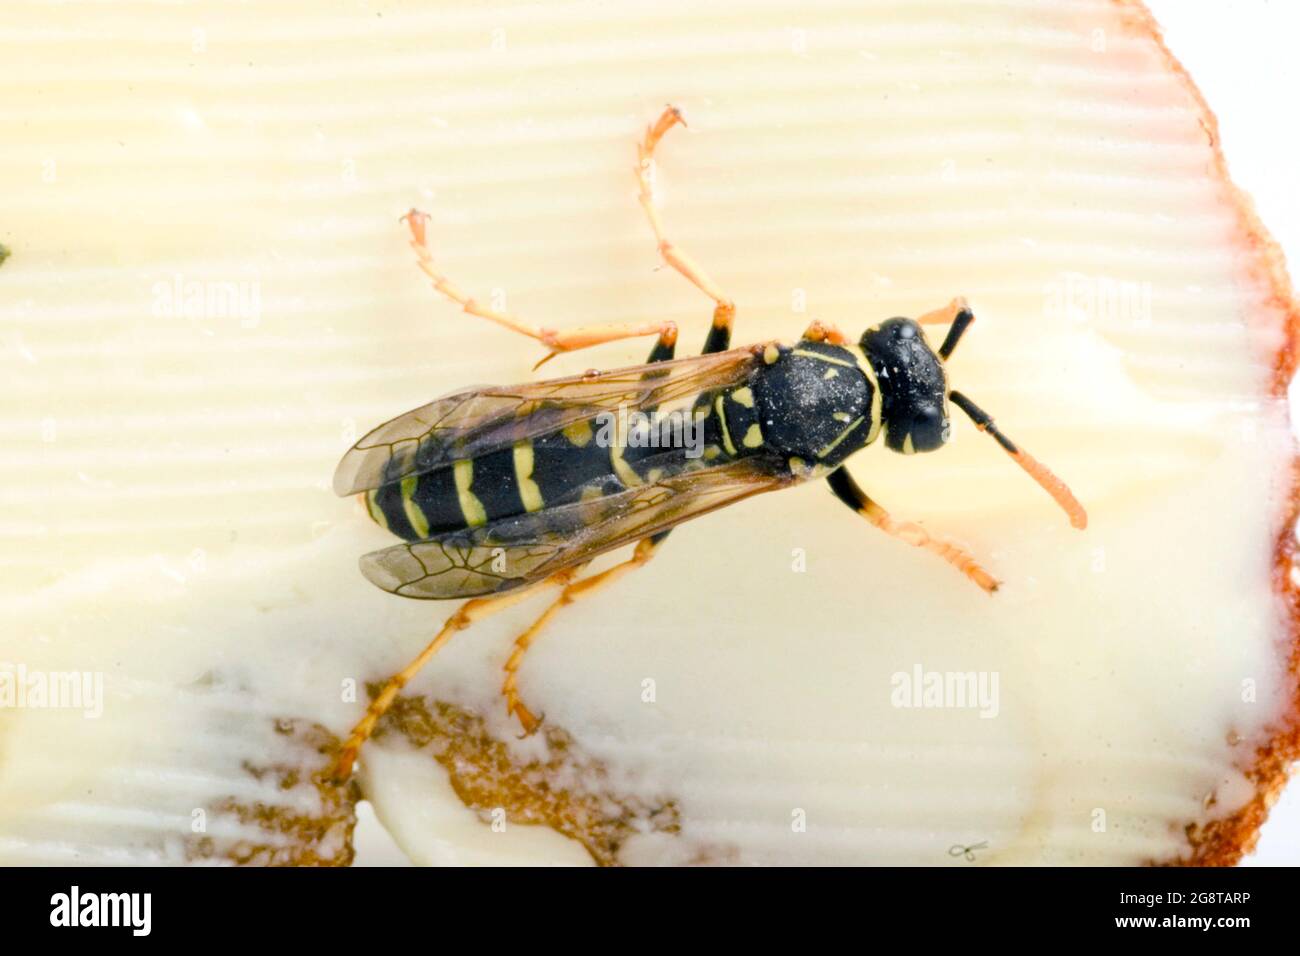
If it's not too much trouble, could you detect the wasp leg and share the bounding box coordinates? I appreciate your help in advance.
[498,304,686,734]
[826,467,1000,594]
[401,209,677,368]
[502,536,664,735]
[332,569,579,782]
[636,105,737,353]
[916,296,968,326]
[799,320,849,345]
[493,104,742,736]
[916,297,975,361]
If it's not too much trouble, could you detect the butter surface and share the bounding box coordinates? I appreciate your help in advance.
[0,0,1294,865]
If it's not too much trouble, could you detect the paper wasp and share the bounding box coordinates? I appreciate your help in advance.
[331,107,1086,781]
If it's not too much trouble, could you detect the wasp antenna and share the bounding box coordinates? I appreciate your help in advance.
[916,297,975,360]
[949,390,1087,530]
[937,307,975,361]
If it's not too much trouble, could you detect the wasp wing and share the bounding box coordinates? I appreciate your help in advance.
[333,344,772,496]
[355,454,792,599]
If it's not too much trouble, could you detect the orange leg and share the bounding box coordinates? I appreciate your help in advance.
[859,498,999,594]
[636,106,736,351]
[799,319,848,345]
[827,467,999,594]
[333,570,578,781]
[501,537,661,735]
[401,209,677,368]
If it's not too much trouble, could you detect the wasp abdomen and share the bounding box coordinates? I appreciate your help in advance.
[365,420,617,542]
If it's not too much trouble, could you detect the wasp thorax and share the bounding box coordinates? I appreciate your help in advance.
[750,341,875,470]
[860,318,951,454]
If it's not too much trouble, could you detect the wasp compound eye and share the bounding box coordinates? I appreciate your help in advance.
[893,402,949,454]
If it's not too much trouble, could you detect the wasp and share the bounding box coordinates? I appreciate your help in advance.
[331,107,1086,780]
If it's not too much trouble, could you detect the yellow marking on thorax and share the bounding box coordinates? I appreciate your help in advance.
[854,350,884,443]
[792,348,855,368]
[902,433,916,455]
[364,490,389,530]
[816,416,865,459]
[453,459,488,527]
[562,418,593,447]
[731,386,754,408]
[714,394,737,456]
[513,440,544,513]
[400,475,431,538]
[742,423,764,448]
[763,344,780,365]
[788,456,829,481]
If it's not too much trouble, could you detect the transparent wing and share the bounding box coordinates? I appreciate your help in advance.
[333,344,771,495]
[356,455,791,599]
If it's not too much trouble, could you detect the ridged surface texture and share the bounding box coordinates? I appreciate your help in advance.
[0,0,1295,865]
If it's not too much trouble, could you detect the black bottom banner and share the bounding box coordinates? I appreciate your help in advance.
[0,864,1283,943]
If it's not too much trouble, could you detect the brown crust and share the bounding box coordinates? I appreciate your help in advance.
[186,719,358,866]
[378,695,694,866]
[1115,1,1300,866]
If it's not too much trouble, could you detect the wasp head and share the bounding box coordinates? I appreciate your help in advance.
[859,318,951,454]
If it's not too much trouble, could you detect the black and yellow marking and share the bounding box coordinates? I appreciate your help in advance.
[713,394,736,455]
[606,411,645,488]
[695,381,766,463]
[513,440,545,512]
[401,475,431,537]
[748,340,876,472]
[561,418,593,447]
[356,311,1081,560]
[372,477,418,540]
[374,436,597,539]
[364,489,389,530]
[364,338,888,541]
[331,108,1091,785]
[853,351,884,445]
